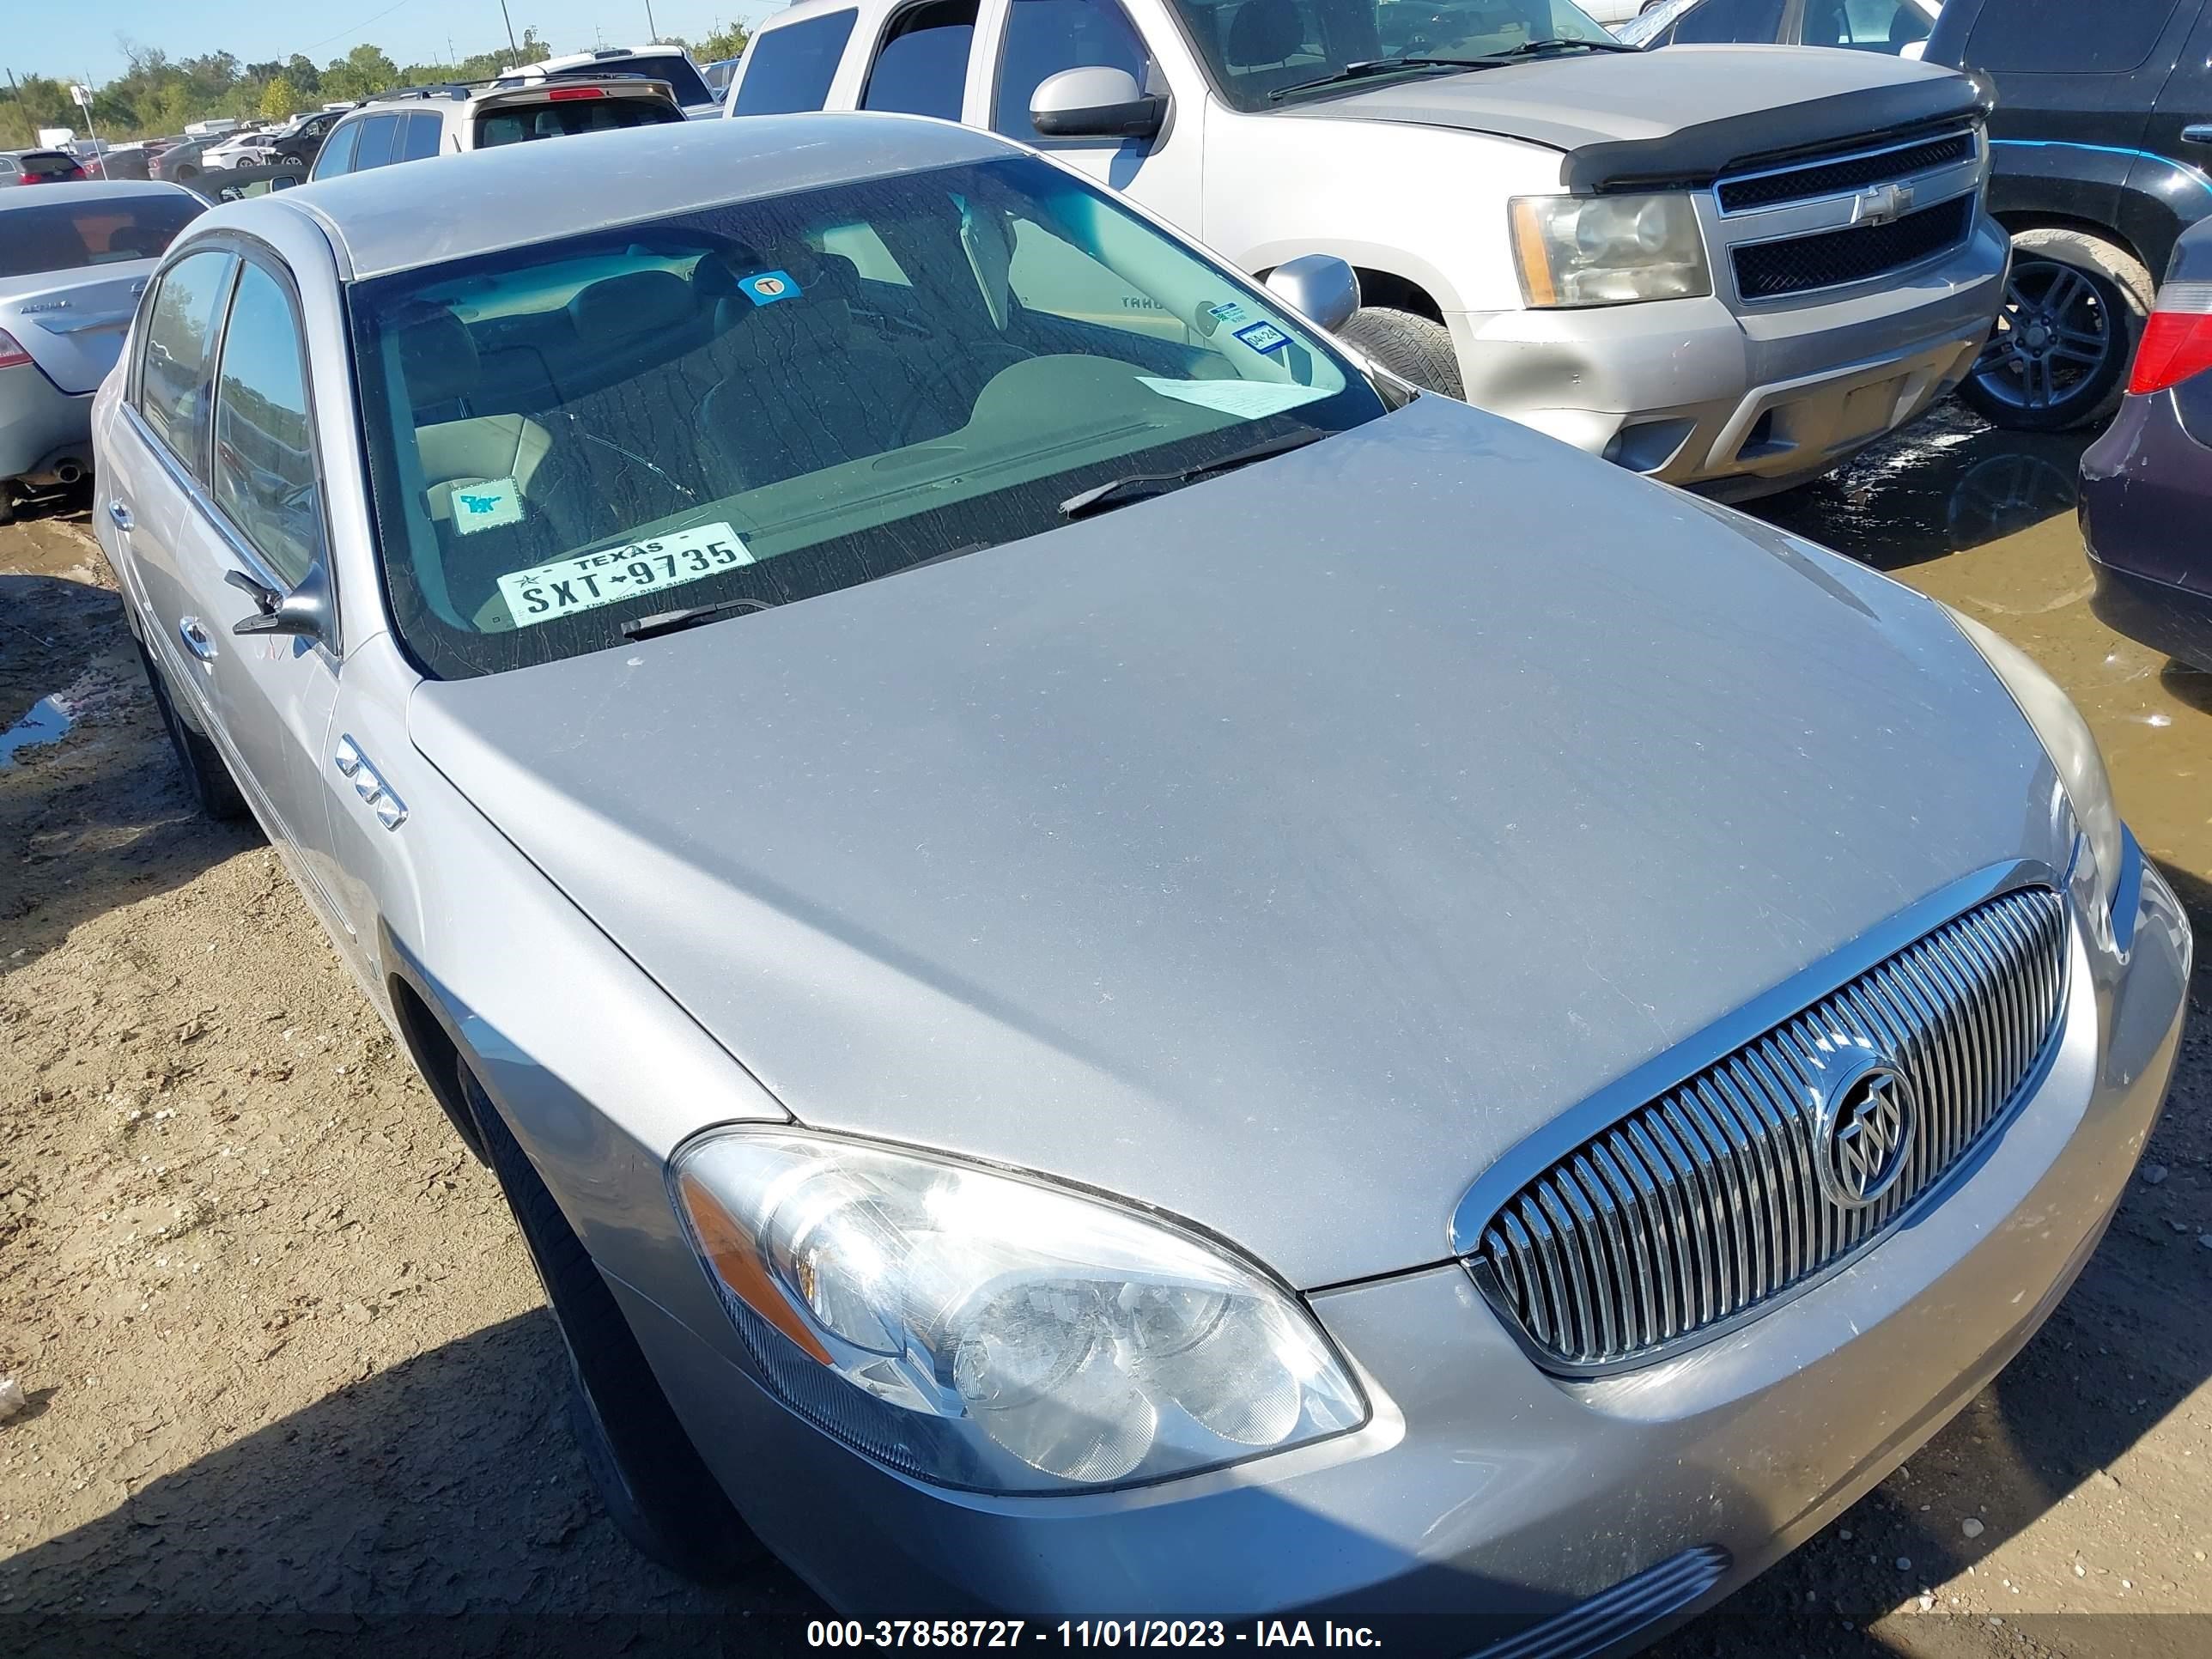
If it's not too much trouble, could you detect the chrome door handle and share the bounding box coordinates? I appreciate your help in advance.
[179,616,217,662]
[2185,124,2212,145]
[107,500,133,532]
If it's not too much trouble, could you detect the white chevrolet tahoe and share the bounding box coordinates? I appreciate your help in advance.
[725,0,2006,498]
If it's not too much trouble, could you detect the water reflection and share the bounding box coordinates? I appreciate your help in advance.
[0,694,73,769]
[1756,404,2094,571]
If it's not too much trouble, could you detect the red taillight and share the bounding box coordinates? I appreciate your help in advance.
[2129,281,2212,396]
[0,330,33,370]
[546,85,608,100]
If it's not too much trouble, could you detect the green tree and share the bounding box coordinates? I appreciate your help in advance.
[696,22,750,63]
[259,78,301,121]
[323,43,400,102]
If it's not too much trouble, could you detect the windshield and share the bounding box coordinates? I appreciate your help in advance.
[349,155,1388,678]
[1170,0,1616,109]
[0,196,203,277]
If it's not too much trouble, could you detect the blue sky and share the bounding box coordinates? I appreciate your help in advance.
[11,0,780,86]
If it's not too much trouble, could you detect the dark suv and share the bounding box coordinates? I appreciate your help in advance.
[1927,0,2212,428]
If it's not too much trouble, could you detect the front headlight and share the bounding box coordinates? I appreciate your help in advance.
[1945,605,2124,911]
[670,1129,1367,1492]
[1509,193,1712,307]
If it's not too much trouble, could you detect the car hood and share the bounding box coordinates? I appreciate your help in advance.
[0,263,157,395]
[1280,46,1988,190]
[410,397,2057,1288]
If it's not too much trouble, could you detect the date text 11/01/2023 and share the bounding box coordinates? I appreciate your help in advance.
[806,1622,1386,1649]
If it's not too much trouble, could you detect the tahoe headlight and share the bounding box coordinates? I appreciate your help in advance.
[1946,605,2125,912]
[670,1129,1367,1492]
[1510,193,1712,307]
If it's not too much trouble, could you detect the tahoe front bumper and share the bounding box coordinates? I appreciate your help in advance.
[1451,211,2009,501]
[611,844,2188,1652]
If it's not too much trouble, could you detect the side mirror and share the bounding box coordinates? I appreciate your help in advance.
[226,562,332,644]
[269,172,298,191]
[1030,67,1166,142]
[1264,255,1360,334]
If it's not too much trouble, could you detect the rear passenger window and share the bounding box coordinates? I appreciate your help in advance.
[212,263,325,587]
[1964,0,2181,73]
[1671,0,1787,43]
[400,112,444,161]
[736,10,860,113]
[862,0,977,118]
[136,248,237,480]
[352,114,402,171]
[992,0,1150,137]
[312,118,362,179]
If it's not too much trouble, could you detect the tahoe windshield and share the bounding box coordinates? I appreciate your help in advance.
[350,155,1387,678]
[1170,0,1616,109]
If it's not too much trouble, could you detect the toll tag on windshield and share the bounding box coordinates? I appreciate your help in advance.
[736,270,801,306]
[451,477,524,534]
[495,522,756,629]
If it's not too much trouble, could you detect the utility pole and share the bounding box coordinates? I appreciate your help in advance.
[645,1,659,40]
[496,0,518,56]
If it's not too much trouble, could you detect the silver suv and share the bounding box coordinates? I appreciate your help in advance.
[728,0,2008,499]
[307,76,684,179]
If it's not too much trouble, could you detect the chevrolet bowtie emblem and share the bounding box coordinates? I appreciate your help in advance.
[1852,182,1917,228]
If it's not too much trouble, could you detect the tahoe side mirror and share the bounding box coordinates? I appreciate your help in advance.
[1264,254,1360,334]
[1030,67,1166,142]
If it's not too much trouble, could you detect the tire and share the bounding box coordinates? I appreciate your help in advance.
[1958,228,2152,432]
[0,491,13,526]
[461,1065,763,1583]
[135,639,250,821]
[1337,306,1465,398]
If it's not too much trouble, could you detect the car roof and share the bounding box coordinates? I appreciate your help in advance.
[758,0,894,27]
[206,112,1019,280]
[0,179,199,210]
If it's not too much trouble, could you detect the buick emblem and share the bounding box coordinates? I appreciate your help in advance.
[1814,1054,1917,1209]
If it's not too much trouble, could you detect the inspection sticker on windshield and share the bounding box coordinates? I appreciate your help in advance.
[1233,320,1291,355]
[736,270,801,307]
[450,477,525,535]
[495,522,755,629]
[1138,377,1331,419]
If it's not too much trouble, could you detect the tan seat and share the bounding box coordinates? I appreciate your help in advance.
[417,414,556,525]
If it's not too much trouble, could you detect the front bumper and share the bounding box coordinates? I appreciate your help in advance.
[614,849,2188,1648]
[1450,212,2008,500]
[0,359,95,488]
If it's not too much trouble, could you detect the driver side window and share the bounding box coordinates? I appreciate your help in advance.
[991,0,1152,137]
[211,261,325,587]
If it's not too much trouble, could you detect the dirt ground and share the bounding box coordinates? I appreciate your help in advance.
[3,406,2211,1658]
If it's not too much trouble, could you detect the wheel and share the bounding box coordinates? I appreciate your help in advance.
[1336,307,1464,398]
[1958,229,2151,431]
[0,490,14,526]
[461,1065,763,1583]
[134,638,250,820]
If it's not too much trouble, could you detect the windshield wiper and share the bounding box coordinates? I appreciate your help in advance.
[1058,429,1327,520]
[1267,57,1492,102]
[619,594,777,641]
[1486,36,1640,59]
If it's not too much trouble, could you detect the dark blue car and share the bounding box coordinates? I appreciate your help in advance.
[2081,214,2212,672]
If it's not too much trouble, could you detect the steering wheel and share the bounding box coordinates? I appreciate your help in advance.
[884,342,1034,441]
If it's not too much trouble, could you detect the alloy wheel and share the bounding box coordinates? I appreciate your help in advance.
[1972,260,2114,414]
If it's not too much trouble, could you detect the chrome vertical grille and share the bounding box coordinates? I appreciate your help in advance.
[1470,887,2069,1374]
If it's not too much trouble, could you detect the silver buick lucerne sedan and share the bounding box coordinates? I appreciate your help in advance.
[94,114,2190,1649]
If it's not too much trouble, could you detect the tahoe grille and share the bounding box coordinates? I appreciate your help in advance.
[1733,195,1975,301]
[1469,887,2068,1374]
[1717,131,1976,213]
